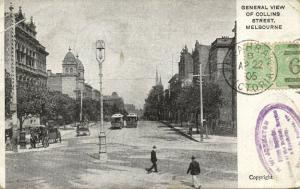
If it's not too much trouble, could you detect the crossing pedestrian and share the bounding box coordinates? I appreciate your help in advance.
[187,155,201,189]
[146,145,158,173]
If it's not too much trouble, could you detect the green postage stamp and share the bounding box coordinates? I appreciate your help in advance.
[244,42,300,92]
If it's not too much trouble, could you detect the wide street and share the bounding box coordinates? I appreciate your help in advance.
[6,121,237,189]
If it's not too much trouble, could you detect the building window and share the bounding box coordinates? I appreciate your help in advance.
[70,68,73,73]
[66,68,68,73]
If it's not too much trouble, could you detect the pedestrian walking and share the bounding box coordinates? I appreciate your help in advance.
[187,156,201,189]
[146,145,158,173]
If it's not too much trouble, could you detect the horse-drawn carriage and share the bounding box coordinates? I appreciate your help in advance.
[29,125,49,148]
[48,127,61,143]
[47,120,62,143]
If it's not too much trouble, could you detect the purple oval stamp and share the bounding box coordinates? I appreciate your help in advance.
[255,103,300,180]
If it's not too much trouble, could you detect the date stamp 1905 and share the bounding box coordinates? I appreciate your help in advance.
[244,43,277,94]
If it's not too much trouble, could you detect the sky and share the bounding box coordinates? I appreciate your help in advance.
[6,0,235,109]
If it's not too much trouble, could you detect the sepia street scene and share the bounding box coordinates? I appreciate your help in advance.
[4,0,237,188]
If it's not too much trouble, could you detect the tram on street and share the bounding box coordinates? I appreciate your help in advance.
[111,114,124,129]
[126,113,138,128]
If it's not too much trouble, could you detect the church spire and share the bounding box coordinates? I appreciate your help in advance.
[155,67,159,86]
[159,76,162,86]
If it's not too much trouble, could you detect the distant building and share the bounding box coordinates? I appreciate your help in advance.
[124,104,136,112]
[168,74,180,91]
[92,89,100,101]
[178,46,193,86]
[47,48,87,99]
[124,104,143,117]
[84,83,93,99]
[104,92,125,110]
[208,36,236,132]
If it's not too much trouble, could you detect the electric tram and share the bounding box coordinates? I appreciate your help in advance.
[110,114,124,129]
[126,113,138,128]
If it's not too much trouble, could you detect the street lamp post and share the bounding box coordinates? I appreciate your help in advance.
[96,40,107,160]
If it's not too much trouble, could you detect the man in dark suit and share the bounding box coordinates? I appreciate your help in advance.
[187,156,201,188]
[146,145,158,173]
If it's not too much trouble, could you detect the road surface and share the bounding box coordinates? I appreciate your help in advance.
[6,121,237,189]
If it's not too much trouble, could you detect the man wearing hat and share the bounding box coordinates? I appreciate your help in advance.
[187,155,201,188]
[146,145,158,173]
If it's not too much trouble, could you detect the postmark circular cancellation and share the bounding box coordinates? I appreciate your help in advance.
[223,40,278,95]
[255,103,300,181]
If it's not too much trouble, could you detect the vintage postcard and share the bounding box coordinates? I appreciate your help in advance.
[0,0,299,188]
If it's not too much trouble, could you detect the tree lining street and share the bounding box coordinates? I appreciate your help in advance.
[6,121,237,189]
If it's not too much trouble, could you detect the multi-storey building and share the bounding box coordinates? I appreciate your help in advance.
[5,5,49,126]
[5,6,49,88]
[47,48,85,99]
[192,41,210,85]
[92,89,100,101]
[208,36,236,133]
[178,46,193,86]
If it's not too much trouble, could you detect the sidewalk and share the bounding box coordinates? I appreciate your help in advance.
[161,121,237,144]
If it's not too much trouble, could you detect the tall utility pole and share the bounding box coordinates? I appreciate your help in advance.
[80,90,83,122]
[199,63,208,139]
[96,40,107,160]
[8,4,18,151]
[193,62,208,141]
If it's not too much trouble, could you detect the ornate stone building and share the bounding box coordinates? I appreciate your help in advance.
[178,46,193,86]
[192,41,210,85]
[208,36,236,133]
[5,6,49,88]
[47,48,85,99]
[5,5,49,127]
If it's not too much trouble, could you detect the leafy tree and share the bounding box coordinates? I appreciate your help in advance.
[17,84,48,130]
[143,85,164,120]
[176,85,198,124]
[203,82,223,121]
[82,98,100,121]
[175,82,223,127]
[46,91,77,125]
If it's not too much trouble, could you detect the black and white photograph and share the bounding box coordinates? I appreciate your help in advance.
[4,0,237,188]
